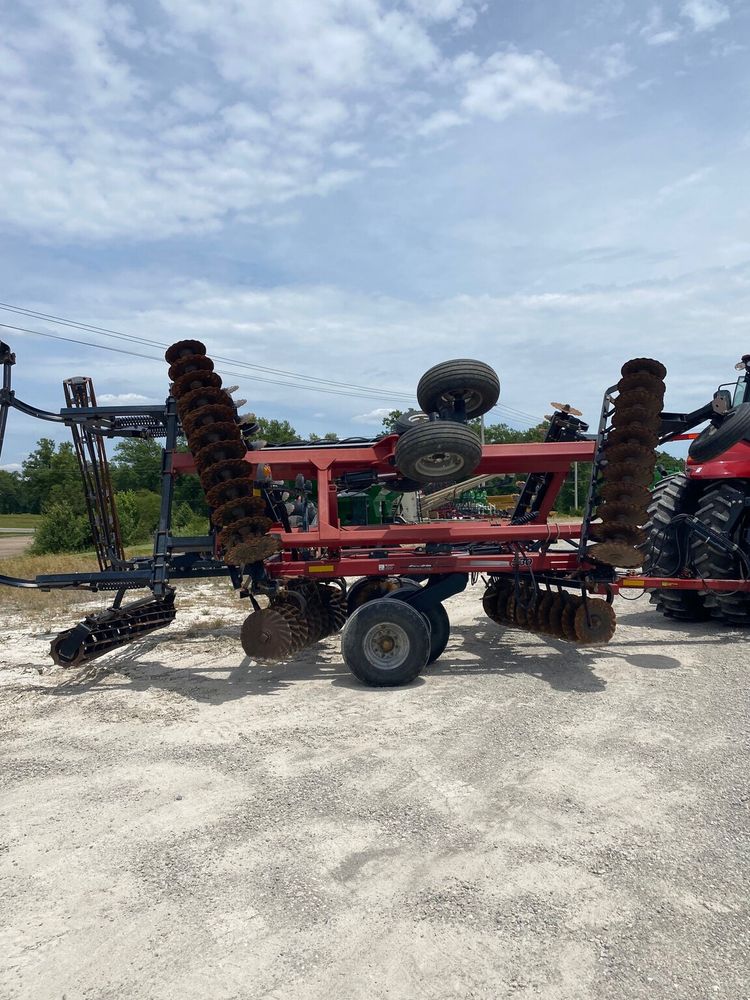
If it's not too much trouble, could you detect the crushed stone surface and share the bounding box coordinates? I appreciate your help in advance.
[1,581,748,999]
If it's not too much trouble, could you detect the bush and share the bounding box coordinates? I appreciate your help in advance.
[31,500,92,554]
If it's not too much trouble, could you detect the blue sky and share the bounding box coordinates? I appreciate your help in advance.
[1,0,749,468]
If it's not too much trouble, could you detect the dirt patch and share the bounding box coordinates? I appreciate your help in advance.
[1,582,748,1000]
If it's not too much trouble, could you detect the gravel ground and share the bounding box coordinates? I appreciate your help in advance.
[0,581,748,1000]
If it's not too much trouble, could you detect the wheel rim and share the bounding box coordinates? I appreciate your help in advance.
[363,622,411,670]
[413,451,465,478]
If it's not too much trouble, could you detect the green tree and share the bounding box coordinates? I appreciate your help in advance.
[21,438,82,514]
[0,470,24,513]
[115,491,141,545]
[111,438,162,492]
[255,417,299,444]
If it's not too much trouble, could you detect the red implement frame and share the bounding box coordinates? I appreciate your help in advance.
[172,436,750,593]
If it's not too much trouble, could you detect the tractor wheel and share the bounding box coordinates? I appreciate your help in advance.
[395,422,482,485]
[688,403,750,462]
[417,359,500,419]
[641,473,709,621]
[341,599,431,686]
[690,480,750,624]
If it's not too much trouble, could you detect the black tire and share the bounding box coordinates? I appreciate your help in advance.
[641,473,710,621]
[421,602,450,663]
[386,583,450,663]
[417,359,500,419]
[688,403,750,462]
[394,409,430,435]
[395,422,482,485]
[341,599,431,686]
[690,480,750,624]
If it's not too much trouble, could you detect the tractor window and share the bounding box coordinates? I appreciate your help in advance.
[732,378,749,406]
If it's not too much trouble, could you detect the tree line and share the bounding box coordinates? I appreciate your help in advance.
[0,411,683,553]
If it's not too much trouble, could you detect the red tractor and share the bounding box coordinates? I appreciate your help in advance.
[643,354,750,624]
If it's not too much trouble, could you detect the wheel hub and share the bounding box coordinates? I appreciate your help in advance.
[363,622,409,670]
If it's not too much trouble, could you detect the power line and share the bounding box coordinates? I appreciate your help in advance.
[0,301,545,424]
[0,321,413,403]
[0,301,415,401]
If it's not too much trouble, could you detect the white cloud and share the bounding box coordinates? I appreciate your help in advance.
[0,463,22,473]
[681,0,730,32]
[0,3,602,242]
[641,6,682,45]
[98,392,151,403]
[352,407,393,425]
[461,51,593,121]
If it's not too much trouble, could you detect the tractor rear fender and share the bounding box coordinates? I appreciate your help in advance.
[687,440,750,479]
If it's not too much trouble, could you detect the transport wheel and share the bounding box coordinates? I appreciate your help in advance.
[395,422,482,485]
[688,403,750,462]
[346,576,402,615]
[393,409,430,434]
[641,473,709,621]
[420,602,450,663]
[417,359,500,419]
[574,601,617,645]
[341,599,431,686]
[690,480,750,624]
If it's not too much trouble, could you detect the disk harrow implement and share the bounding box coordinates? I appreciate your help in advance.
[165,339,281,567]
[4,335,750,688]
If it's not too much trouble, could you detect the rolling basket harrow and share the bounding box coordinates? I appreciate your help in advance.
[2,338,748,686]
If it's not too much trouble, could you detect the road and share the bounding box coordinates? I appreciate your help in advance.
[0,582,748,1000]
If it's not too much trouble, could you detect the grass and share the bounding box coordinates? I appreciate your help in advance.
[1,546,165,614]
[0,513,42,530]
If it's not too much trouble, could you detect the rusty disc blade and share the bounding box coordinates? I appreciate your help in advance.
[318,584,348,634]
[561,595,583,642]
[211,497,269,528]
[604,442,656,466]
[218,514,274,548]
[550,401,583,416]
[535,592,555,634]
[200,458,252,489]
[168,354,214,382]
[183,403,237,438]
[240,607,295,660]
[482,585,504,623]
[225,534,282,566]
[194,439,247,475]
[165,339,207,364]
[620,357,667,380]
[589,521,646,545]
[606,423,658,449]
[611,407,662,433]
[547,594,567,638]
[587,540,643,568]
[205,476,254,509]
[599,481,651,506]
[191,420,244,453]
[614,386,664,413]
[177,385,234,417]
[270,602,308,652]
[574,601,617,645]
[171,370,222,399]
[617,372,665,398]
[597,500,649,526]
[602,460,655,489]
